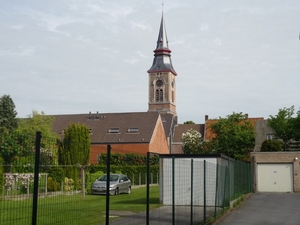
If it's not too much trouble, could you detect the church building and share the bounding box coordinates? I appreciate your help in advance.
[52,13,180,164]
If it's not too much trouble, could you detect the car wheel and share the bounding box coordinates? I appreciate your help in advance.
[127,186,131,194]
[114,188,119,195]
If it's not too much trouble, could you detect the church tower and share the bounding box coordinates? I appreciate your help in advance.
[147,13,177,116]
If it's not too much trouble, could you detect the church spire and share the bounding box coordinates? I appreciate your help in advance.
[147,13,177,116]
[147,13,177,75]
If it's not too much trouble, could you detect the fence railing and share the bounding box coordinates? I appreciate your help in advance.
[0,133,252,225]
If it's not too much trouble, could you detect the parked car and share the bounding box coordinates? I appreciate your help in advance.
[91,174,131,195]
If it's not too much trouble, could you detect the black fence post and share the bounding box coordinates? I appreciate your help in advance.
[146,152,150,225]
[203,160,206,224]
[190,159,194,224]
[31,131,42,225]
[106,144,111,225]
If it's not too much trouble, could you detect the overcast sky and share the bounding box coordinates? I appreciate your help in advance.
[1,0,299,124]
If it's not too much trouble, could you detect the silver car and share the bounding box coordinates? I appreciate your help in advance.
[91,174,131,195]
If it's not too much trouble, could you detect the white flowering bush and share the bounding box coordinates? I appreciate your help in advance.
[4,173,40,192]
[181,129,204,154]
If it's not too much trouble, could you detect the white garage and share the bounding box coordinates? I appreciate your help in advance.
[257,163,293,192]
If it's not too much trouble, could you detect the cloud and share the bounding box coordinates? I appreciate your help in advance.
[0,46,38,57]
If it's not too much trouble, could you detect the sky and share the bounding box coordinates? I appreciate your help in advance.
[1,0,300,124]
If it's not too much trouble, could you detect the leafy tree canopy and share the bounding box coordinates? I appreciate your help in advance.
[261,140,283,152]
[0,127,35,170]
[184,121,195,124]
[0,95,18,131]
[209,112,255,161]
[17,111,59,165]
[17,110,57,139]
[267,106,299,151]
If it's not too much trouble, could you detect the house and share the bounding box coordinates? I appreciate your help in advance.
[52,112,170,164]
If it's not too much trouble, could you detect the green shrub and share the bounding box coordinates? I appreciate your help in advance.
[47,166,64,190]
[0,157,4,194]
[261,140,283,152]
[85,171,104,194]
[86,165,159,185]
[47,177,59,191]
[98,153,159,165]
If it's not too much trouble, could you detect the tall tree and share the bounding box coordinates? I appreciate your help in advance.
[209,112,255,161]
[59,123,90,189]
[17,111,59,165]
[181,129,204,154]
[0,128,35,171]
[0,95,18,131]
[293,108,300,141]
[267,106,296,151]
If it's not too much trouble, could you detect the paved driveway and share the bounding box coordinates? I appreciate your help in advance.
[214,193,300,225]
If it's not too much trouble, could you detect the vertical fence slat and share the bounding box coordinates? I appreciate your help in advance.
[31,131,41,225]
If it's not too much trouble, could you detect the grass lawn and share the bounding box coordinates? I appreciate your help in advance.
[0,185,161,225]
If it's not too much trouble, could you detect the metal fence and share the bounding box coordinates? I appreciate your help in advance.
[0,133,252,225]
[147,154,252,224]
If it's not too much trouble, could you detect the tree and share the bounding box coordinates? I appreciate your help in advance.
[17,111,59,165]
[267,106,297,151]
[209,112,255,161]
[59,123,90,189]
[184,121,195,124]
[261,140,283,152]
[293,108,300,141]
[0,128,35,171]
[0,95,17,131]
[182,129,204,154]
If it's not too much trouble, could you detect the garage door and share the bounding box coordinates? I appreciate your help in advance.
[257,164,293,192]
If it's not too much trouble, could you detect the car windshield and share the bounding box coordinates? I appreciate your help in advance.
[98,175,119,182]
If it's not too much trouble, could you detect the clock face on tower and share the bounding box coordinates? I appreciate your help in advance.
[156,79,163,87]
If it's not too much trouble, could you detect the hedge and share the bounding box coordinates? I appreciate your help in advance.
[87,165,159,186]
[0,157,3,194]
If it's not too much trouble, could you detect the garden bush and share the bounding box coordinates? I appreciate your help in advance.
[0,157,3,194]
[261,140,283,152]
[47,177,59,191]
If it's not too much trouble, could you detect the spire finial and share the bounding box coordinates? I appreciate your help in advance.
[162,0,164,14]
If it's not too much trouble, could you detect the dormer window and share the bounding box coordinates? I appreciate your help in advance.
[108,128,120,133]
[127,128,139,133]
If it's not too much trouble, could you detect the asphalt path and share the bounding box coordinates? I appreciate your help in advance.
[214,192,300,225]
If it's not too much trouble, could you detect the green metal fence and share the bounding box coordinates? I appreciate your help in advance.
[148,154,252,224]
[0,133,252,225]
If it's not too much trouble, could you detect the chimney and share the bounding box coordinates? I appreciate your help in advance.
[205,115,209,121]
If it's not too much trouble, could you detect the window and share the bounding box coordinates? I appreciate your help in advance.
[127,128,139,133]
[266,134,274,140]
[155,89,163,102]
[159,89,163,101]
[108,128,120,133]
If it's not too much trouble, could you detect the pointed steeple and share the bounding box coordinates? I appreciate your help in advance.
[147,13,177,75]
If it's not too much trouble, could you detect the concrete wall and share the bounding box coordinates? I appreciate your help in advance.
[250,152,300,192]
[254,120,274,152]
